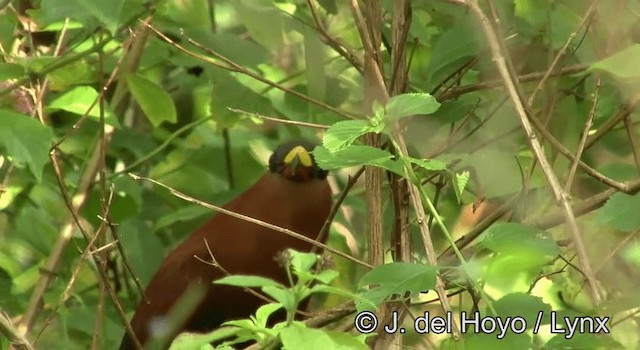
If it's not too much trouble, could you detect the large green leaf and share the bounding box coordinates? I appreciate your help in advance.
[357,262,436,309]
[126,73,177,127]
[596,193,640,232]
[590,44,640,79]
[0,110,54,182]
[385,93,440,122]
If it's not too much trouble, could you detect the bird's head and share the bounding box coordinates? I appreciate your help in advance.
[269,140,328,182]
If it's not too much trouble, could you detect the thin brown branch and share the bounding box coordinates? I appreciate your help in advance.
[21,138,114,333]
[129,173,371,269]
[21,18,153,350]
[464,0,602,305]
[527,1,599,106]
[0,310,34,350]
[392,131,461,339]
[313,167,365,252]
[593,230,639,275]
[140,21,355,120]
[438,64,589,101]
[196,238,274,305]
[227,108,330,129]
[306,0,364,73]
[624,115,640,175]
[529,179,640,230]
[585,102,638,150]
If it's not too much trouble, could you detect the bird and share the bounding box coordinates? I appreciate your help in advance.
[119,140,332,349]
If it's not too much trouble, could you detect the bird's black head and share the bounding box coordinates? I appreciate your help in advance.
[269,140,328,182]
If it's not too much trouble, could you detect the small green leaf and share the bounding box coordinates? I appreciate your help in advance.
[385,93,440,121]
[289,250,319,274]
[126,73,177,126]
[452,171,470,203]
[0,110,54,182]
[322,120,377,152]
[214,275,282,288]
[313,145,403,175]
[596,193,640,232]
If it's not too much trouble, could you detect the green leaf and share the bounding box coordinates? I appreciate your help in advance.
[0,63,24,80]
[75,0,126,33]
[310,285,377,311]
[214,275,283,288]
[491,293,552,325]
[48,86,121,127]
[357,263,436,308]
[0,110,54,182]
[254,303,283,328]
[480,223,559,257]
[47,59,97,91]
[280,322,368,350]
[427,23,479,84]
[464,332,533,350]
[407,156,448,171]
[313,145,403,175]
[596,193,640,232]
[322,120,377,152]
[590,44,640,79]
[0,268,13,305]
[313,270,339,284]
[289,250,319,274]
[385,93,440,122]
[170,328,235,350]
[452,171,470,203]
[431,95,479,124]
[543,333,623,349]
[261,286,296,312]
[126,73,177,127]
[82,187,139,227]
[461,148,524,198]
[232,1,287,49]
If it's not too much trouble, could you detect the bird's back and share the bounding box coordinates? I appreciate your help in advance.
[119,172,331,349]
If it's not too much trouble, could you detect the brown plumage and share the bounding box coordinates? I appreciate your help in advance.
[119,140,332,349]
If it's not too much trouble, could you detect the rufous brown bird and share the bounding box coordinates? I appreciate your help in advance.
[119,140,332,349]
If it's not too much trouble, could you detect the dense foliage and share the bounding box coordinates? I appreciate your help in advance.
[1,0,639,349]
